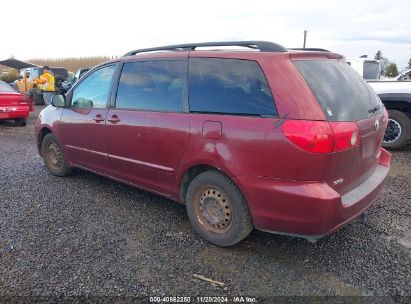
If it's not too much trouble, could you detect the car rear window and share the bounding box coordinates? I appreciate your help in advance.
[189,58,277,116]
[294,60,382,121]
[363,61,380,80]
[0,81,15,92]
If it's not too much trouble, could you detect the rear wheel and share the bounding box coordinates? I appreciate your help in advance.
[186,170,253,246]
[41,133,72,176]
[382,110,411,149]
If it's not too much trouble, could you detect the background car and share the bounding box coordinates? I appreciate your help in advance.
[61,68,91,93]
[0,80,33,126]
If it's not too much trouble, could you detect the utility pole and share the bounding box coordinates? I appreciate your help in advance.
[303,30,307,49]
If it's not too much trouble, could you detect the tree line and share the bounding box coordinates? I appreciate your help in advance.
[375,50,411,77]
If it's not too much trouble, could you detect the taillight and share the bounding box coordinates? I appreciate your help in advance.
[329,122,360,152]
[282,120,360,153]
[18,96,29,105]
[281,120,333,153]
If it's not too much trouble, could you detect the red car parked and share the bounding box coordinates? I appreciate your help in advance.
[35,41,391,246]
[0,80,33,126]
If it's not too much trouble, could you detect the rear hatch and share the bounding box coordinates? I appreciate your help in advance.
[293,59,386,195]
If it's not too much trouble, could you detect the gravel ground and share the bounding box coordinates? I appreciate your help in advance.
[0,106,410,302]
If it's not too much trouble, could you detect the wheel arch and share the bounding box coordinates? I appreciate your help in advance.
[379,93,411,115]
[178,163,239,204]
[37,127,52,156]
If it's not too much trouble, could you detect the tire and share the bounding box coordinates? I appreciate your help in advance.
[186,170,253,246]
[15,118,26,126]
[33,90,44,105]
[382,110,411,149]
[41,133,72,176]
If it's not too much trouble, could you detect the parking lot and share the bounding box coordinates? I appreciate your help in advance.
[0,106,410,301]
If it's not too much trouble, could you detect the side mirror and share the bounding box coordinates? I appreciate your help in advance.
[72,98,93,109]
[51,94,66,108]
[82,98,93,108]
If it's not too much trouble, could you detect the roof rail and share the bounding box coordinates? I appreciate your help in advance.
[290,48,331,52]
[123,41,288,57]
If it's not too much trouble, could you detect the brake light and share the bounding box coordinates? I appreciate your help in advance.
[18,96,29,105]
[282,120,360,153]
[329,122,360,152]
[281,120,333,153]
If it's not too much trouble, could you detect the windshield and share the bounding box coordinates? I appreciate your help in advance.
[294,60,382,121]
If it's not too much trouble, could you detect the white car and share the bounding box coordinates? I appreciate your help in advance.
[347,58,411,149]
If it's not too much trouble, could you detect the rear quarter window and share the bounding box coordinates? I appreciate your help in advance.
[188,58,277,116]
[294,60,382,121]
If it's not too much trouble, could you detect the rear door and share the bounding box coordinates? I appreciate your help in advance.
[294,59,386,195]
[105,58,190,196]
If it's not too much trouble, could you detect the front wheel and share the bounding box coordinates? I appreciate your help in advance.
[382,110,411,149]
[186,170,253,246]
[41,133,72,176]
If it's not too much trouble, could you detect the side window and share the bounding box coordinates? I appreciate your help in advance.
[115,60,186,112]
[188,58,277,116]
[72,65,116,109]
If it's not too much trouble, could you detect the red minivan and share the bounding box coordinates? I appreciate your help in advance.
[35,41,391,246]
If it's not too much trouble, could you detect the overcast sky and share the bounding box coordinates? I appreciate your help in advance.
[1,0,410,69]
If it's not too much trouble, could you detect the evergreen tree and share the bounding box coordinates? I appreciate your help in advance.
[408,58,411,69]
[374,50,383,60]
[385,63,399,77]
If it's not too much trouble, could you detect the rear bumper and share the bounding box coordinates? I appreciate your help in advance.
[0,106,30,120]
[236,148,391,238]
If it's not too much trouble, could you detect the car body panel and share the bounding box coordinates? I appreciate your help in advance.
[59,107,111,175]
[105,110,190,195]
[0,89,33,120]
[236,148,390,236]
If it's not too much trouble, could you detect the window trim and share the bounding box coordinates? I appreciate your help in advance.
[112,59,189,113]
[187,57,278,117]
[67,62,120,109]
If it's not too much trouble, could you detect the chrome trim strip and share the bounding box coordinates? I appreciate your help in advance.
[65,145,107,157]
[108,154,174,172]
[65,145,174,172]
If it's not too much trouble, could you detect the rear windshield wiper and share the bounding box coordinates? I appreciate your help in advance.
[368,105,382,114]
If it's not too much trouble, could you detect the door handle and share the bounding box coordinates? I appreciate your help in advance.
[107,115,121,123]
[93,114,105,122]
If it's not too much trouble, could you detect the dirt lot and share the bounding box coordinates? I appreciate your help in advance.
[0,106,410,302]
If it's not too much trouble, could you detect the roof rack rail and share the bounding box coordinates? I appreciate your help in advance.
[124,41,288,57]
[290,48,331,52]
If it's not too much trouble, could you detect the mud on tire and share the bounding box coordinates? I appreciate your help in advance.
[41,133,72,176]
[186,170,253,246]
